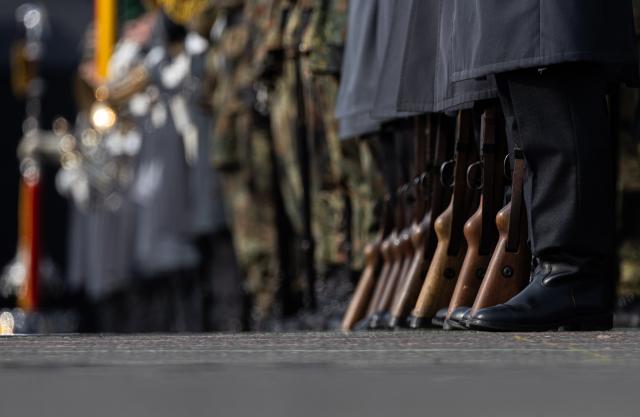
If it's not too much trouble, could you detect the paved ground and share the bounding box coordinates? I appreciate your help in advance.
[1,330,639,417]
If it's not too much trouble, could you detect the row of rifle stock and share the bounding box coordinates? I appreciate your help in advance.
[341,107,531,331]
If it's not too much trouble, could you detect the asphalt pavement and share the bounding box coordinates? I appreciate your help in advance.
[1,330,639,417]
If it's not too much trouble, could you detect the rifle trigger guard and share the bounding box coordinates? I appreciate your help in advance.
[440,159,455,188]
[503,153,513,181]
[419,172,430,194]
[404,182,416,205]
[397,184,409,199]
[466,161,483,190]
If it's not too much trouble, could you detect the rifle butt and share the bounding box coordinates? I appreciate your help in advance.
[446,201,491,318]
[410,203,466,324]
[341,241,381,331]
[470,203,530,314]
[388,246,425,327]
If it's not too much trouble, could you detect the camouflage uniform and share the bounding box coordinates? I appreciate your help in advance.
[341,135,385,271]
[265,0,314,312]
[311,0,382,274]
[302,0,349,272]
[269,0,307,238]
[209,0,280,324]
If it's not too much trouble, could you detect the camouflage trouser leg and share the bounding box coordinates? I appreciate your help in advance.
[270,64,304,236]
[310,75,349,273]
[341,135,385,271]
[269,64,306,303]
[218,124,280,323]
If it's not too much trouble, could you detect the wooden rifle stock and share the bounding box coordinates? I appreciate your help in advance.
[364,191,398,319]
[409,111,476,326]
[470,148,530,314]
[366,235,394,316]
[447,199,487,316]
[341,236,382,330]
[446,108,505,319]
[371,229,404,326]
[369,124,415,328]
[388,226,415,317]
[364,137,400,321]
[388,115,440,327]
[409,200,466,324]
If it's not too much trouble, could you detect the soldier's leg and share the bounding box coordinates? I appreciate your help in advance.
[469,64,616,331]
[499,65,614,260]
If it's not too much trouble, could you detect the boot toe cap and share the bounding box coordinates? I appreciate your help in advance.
[450,306,470,322]
[431,308,448,327]
[467,305,517,330]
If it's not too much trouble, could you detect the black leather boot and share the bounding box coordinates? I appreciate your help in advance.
[443,306,470,330]
[368,311,391,330]
[467,260,613,331]
[431,308,448,328]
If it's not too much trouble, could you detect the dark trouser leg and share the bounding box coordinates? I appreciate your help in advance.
[496,65,614,263]
[467,65,616,331]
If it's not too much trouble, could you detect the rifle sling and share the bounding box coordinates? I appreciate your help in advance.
[479,108,497,256]
[391,119,414,230]
[424,115,449,256]
[380,127,399,234]
[506,148,526,252]
[413,115,428,220]
[292,7,316,309]
[447,110,473,256]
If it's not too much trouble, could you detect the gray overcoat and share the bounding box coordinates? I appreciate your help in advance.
[371,0,419,118]
[335,0,394,139]
[449,0,638,82]
[397,0,497,113]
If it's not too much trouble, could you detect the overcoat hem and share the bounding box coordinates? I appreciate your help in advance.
[370,106,419,119]
[338,113,383,140]
[336,105,381,119]
[397,88,497,113]
[451,51,637,82]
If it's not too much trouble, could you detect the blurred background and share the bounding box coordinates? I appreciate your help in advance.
[0,0,92,332]
[0,0,91,285]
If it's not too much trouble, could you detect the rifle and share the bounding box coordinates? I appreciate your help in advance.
[341,133,406,330]
[444,107,507,327]
[468,147,530,316]
[292,5,317,310]
[408,110,478,328]
[387,114,438,328]
[364,199,395,318]
[368,123,416,329]
[340,233,382,331]
[339,138,389,330]
[385,185,417,326]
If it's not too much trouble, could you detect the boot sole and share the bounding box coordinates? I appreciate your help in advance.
[467,313,613,332]
[444,319,469,331]
[407,315,438,329]
[431,318,445,328]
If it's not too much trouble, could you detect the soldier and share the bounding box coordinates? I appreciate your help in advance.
[68,0,237,332]
[69,3,159,331]
[335,0,405,330]
[266,0,322,326]
[299,0,355,328]
[430,0,639,331]
[209,0,282,329]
